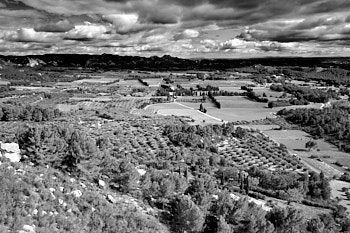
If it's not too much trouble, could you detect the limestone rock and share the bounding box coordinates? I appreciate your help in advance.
[0,142,21,162]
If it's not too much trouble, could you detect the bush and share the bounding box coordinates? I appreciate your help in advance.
[302,199,334,209]
[249,191,266,200]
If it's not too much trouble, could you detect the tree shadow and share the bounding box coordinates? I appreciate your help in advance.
[293,149,308,152]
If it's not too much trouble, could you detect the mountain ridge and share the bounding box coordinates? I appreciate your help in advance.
[0,54,349,70]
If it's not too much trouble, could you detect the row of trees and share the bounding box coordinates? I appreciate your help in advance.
[208,91,221,108]
[268,98,309,108]
[246,90,269,103]
[138,78,149,86]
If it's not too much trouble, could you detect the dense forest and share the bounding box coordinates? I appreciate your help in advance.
[270,83,337,104]
[282,68,350,86]
[0,105,62,122]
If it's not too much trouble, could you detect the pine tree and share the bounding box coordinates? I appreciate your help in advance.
[171,195,205,233]
[217,216,231,233]
[245,176,250,194]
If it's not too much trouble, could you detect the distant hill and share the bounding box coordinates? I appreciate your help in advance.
[0,54,349,70]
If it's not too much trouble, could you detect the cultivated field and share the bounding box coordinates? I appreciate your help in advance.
[261,129,343,177]
[216,132,305,172]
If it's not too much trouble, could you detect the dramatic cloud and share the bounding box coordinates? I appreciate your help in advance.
[64,23,111,41]
[34,19,75,33]
[132,1,181,24]
[2,28,59,43]
[0,0,349,57]
[174,29,200,40]
[102,14,139,33]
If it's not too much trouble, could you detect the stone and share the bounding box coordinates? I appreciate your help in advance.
[50,193,56,200]
[32,209,38,215]
[15,169,26,175]
[98,180,106,188]
[19,225,35,233]
[70,190,82,198]
[136,168,146,176]
[107,194,116,204]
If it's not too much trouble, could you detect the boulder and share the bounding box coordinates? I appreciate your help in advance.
[0,142,21,162]
[136,168,146,176]
[18,225,35,233]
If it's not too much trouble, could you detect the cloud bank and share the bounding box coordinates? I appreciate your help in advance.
[0,0,349,57]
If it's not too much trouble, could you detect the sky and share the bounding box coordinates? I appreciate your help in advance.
[0,0,350,58]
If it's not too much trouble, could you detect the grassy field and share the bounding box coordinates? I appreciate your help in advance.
[207,108,275,122]
[177,100,216,110]
[11,86,56,91]
[251,87,287,98]
[204,96,322,122]
[147,102,223,125]
[143,78,162,87]
[218,86,246,92]
[216,96,267,108]
[330,180,350,213]
[69,96,113,102]
[186,96,275,122]
[74,77,117,83]
[108,79,144,87]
